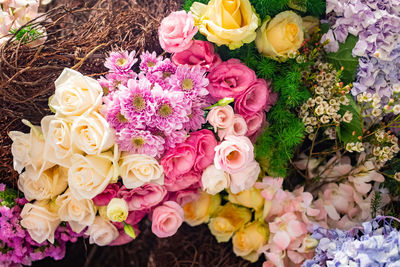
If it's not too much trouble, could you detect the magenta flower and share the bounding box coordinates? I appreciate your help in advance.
[116,128,165,158]
[104,51,138,74]
[169,64,209,101]
[151,86,190,133]
[163,129,188,150]
[147,58,177,89]
[183,99,207,132]
[139,51,163,73]
[103,95,131,132]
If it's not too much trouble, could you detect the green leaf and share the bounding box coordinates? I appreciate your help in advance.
[123,222,136,239]
[320,23,330,34]
[336,95,363,144]
[326,34,359,84]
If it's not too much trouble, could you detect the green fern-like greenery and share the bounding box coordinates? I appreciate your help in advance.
[0,187,18,208]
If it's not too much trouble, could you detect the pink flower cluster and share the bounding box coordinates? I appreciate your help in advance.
[100,50,211,158]
[206,59,277,141]
[255,178,320,267]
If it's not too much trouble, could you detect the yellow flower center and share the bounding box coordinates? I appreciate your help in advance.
[117,112,128,123]
[158,103,173,118]
[132,137,146,148]
[182,78,194,91]
[132,94,145,111]
[117,58,128,66]
[147,61,156,67]
[163,72,172,79]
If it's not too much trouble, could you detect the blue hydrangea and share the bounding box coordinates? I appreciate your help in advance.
[303,217,400,267]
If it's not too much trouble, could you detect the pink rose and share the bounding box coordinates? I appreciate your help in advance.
[169,188,200,207]
[92,183,120,206]
[172,40,222,71]
[234,79,270,117]
[151,201,184,238]
[245,111,266,138]
[117,184,167,211]
[158,11,198,53]
[110,225,140,246]
[160,143,196,178]
[265,90,278,112]
[187,129,218,171]
[207,59,257,100]
[164,171,201,192]
[214,135,254,174]
[230,161,261,194]
[207,105,235,133]
[218,114,248,140]
[110,211,145,246]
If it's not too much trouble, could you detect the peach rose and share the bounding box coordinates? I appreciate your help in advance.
[86,216,119,246]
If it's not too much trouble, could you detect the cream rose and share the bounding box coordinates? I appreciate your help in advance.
[201,165,231,195]
[9,122,54,175]
[232,221,268,262]
[86,216,119,246]
[20,201,61,244]
[256,11,304,61]
[106,198,129,222]
[190,0,260,49]
[41,115,76,167]
[183,191,221,226]
[71,111,114,155]
[50,68,103,117]
[56,189,97,233]
[68,152,118,200]
[119,153,164,189]
[18,166,68,201]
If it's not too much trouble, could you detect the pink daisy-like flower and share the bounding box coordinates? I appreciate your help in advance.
[151,86,191,133]
[164,130,188,150]
[104,51,138,74]
[183,100,207,132]
[147,58,177,89]
[116,128,165,158]
[169,65,209,101]
[103,95,131,132]
[120,78,154,129]
[140,51,163,73]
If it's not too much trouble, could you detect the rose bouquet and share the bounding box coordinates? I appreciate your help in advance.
[2,0,400,266]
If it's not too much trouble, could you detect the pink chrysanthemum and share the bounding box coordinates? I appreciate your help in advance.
[183,100,207,132]
[103,95,131,132]
[164,130,188,150]
[120,78,154,129]
[169,65,209,100]
[139,51,163,73]
[104,51,138,74]
[116,128,165,158]
[151,86,191,133]
[147,58,177,89]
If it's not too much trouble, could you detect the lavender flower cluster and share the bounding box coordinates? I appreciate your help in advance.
[323,0,400,100]
[99,51,210,158]
[0,184,83,266]
[303,216,400,266]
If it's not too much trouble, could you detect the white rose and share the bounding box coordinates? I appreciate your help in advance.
[9,122,54,175]
[86,216,119,246]
[71,111,114,155]
[56,189,97,233]
[18,166,68,201]
[201,165,230,195]
[50,68,103,117]
[20,201,61,244]
[230,160,260,194]
[41,115,76,167]
[119,153,164,189]
[68,152,118,200]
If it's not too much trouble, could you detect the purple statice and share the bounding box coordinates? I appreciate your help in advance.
[104,51,138,74]
[116,128,165,158]
[303,216,400,267]
[119,78,154,129]
[147,58,177,88]
[151,86,191,134]
[139,51,163,73]
[169,65,209,101]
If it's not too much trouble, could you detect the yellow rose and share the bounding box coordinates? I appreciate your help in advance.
[183,191,221,226]
[190,0,260,49]
[256,11,304,61]
[107,198,129,222]
[208,203,251,242]
[228,187,264,211]
[232,221,269,262]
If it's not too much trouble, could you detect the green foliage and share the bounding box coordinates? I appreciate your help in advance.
[337,95,363,144]
[306,0,326,17]
[371,190,381,218]
[9,26,43,44]
[250,0,289,19]
[183,0,209,11]
[123,222,136,239]
[326,34,359,84]
[0,187,18,208]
